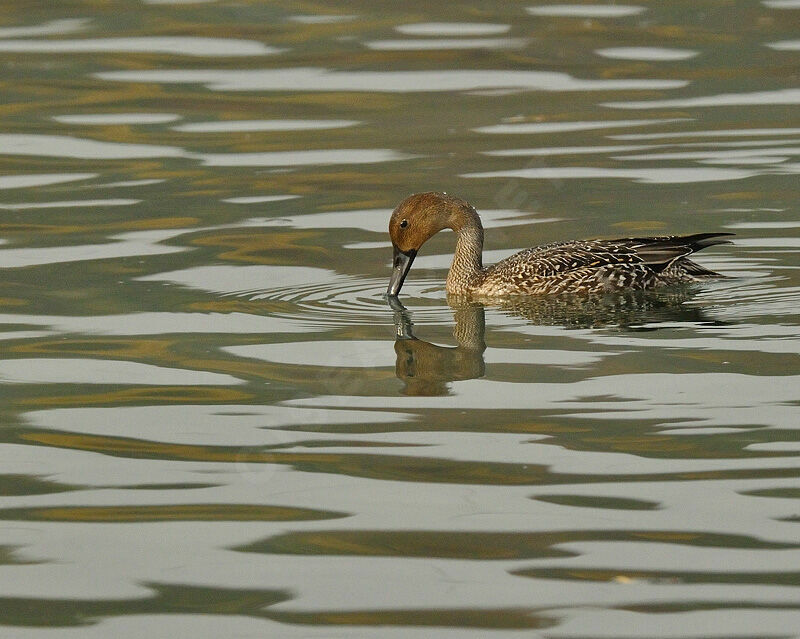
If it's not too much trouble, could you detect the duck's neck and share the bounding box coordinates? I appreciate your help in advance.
[446,206,484,294]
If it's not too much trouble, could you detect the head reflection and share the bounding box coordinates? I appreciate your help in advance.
[389,297,486,396]
[388,287,722,396]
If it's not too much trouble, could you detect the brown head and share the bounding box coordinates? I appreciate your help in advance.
[387,192,478,296]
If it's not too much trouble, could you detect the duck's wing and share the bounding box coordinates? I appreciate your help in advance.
[485,233,732,290]
[622,233,734,273]
[489,233,733,281]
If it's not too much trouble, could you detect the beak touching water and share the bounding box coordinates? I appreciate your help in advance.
[387,245,417,296]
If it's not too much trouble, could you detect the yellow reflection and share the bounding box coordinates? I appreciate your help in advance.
[191,229,325,264]
[21,386,249,408]
[271,607,554,630]
[9,503,345,522]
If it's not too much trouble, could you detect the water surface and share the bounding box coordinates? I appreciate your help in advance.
[0,1,798,637]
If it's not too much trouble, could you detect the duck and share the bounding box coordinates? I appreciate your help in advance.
[387,192,732,297]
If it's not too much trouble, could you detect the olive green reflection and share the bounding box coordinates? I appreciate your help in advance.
[0,581,552,630]
[531,493,661,510]
[238,528,796,560]
[513,566,800,587]
[0,503,348,523]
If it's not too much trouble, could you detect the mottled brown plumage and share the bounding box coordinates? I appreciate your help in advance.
[387,192,732,297]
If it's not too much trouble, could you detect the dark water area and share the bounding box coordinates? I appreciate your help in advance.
[0,1,799,637]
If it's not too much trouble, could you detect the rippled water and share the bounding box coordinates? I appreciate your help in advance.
[0,1,799,637]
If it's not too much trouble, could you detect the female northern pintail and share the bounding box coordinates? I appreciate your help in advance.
[387,192,732,297]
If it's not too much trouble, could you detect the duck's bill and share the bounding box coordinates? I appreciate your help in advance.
[387,245,417,296]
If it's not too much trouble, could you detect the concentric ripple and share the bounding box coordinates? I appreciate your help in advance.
[249,276,457,329]
[141,263,456,329]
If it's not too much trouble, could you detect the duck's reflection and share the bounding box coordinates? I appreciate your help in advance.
[492,288,719,329]
[389,288,724,396]
[389,297,486,396]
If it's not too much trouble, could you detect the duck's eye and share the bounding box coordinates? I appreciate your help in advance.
[400,219,408,228]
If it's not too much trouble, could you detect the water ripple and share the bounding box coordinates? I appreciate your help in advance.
[96,67,687,93]
[395,23,511,36]
[0,36,281,57]
[527,4,646,17]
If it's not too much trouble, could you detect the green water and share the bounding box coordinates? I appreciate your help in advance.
[0,1,798,637]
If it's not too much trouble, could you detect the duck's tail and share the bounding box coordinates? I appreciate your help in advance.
[633,232,734,274]
[681,232,736,252]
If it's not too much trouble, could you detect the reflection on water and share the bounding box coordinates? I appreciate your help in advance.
[97,67,687,92]
[595,47,700,61]
[0,0,799,637]
[0,36,280,56]
[391,290,718,396]
[526,5,647,18]
[391,299,486,396]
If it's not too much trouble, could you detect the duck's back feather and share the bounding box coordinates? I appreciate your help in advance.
[476,233,733,295]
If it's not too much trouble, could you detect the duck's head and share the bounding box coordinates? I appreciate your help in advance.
[387,192,469,296]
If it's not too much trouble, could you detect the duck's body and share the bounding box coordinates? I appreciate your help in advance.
[458,234,729,296]
[387,192,732,297]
